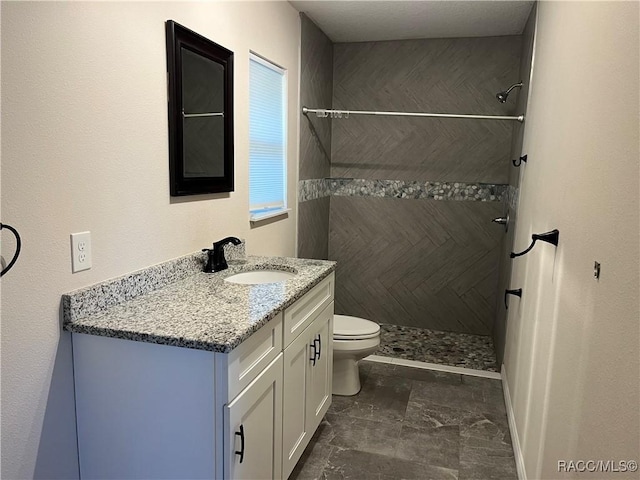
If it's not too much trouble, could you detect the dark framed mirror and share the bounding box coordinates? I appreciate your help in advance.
[166,20,234,196]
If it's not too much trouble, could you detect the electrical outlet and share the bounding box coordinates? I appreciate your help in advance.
[71,231,92,273]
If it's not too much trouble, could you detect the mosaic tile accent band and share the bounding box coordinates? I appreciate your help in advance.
[299,178,507,203]
[299,178,332,202]
[331,178,507,201]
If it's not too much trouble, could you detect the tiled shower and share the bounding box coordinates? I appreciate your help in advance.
[298,13,535,371]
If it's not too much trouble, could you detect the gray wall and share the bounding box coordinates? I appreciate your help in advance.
[331,37,522,183]
[330,196,502,334]
[297,14,333,260]
[328,36,522,334]
[493,4,537,363]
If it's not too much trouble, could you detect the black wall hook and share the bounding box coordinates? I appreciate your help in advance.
[512,154,527,167]
[504,288,523,309]
[511,229,559,258]
[0,223,22,277]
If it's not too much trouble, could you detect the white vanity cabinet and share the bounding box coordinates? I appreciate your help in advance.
[72,272,334,480]
[73,312,284,480]
[225,272,334,480]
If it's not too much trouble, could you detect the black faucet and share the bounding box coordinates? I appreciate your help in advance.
[202,237,242,273]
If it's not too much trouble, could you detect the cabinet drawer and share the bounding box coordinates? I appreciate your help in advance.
[226,312,283,401]
[283,273,334,348]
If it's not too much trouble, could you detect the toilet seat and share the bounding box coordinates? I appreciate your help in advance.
[333,315,380,340]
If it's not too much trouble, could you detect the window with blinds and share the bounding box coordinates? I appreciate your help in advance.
[249,53,287,221]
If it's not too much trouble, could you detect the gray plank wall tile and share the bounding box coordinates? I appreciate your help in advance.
[300,14,333,181]
[327,36,521,335]
[331,37,522,183]
[298,14,334,260]
[329,196,503,334]
[298,197,330,260]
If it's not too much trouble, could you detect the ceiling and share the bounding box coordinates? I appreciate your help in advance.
[289,1,535,43]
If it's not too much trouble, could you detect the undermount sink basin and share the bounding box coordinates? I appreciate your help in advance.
[224,270,296,285]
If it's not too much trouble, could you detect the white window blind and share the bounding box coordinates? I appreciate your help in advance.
[249,54,287,218]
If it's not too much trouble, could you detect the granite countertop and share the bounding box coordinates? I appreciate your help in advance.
[63,255,336,353]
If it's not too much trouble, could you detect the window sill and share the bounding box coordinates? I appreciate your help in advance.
[249,208,291,224]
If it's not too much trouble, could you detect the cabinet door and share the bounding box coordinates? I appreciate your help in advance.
[225,354,283,480]
[282,322,313,478]
[306,302,333,433]
[282,302,334,479]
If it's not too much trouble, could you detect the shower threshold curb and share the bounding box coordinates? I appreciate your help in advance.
[365,354,502,380]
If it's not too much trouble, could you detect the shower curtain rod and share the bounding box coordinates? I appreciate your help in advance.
[302,106,524,123]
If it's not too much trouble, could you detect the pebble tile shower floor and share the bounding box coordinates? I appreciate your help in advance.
[291,361,517,480]
[376,324,499,372]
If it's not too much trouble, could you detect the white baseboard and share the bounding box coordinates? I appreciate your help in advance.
[365,354,501,379]
[501,363,527,480]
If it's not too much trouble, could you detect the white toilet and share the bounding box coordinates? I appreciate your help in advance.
[332,314,381,396]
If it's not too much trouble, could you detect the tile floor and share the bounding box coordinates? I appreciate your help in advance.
[290,360,517,480]
[377,324,499,372]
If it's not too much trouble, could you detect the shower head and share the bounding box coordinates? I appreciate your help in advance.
[496,82,523,103]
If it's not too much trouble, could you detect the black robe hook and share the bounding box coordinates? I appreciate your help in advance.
[504,288,522,309]
[512,154,527,167]
[511,229,559,258]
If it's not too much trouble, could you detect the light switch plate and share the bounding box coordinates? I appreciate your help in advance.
[71,231,92,273]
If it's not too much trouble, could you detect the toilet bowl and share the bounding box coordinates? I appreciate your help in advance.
[332,315,381,396]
